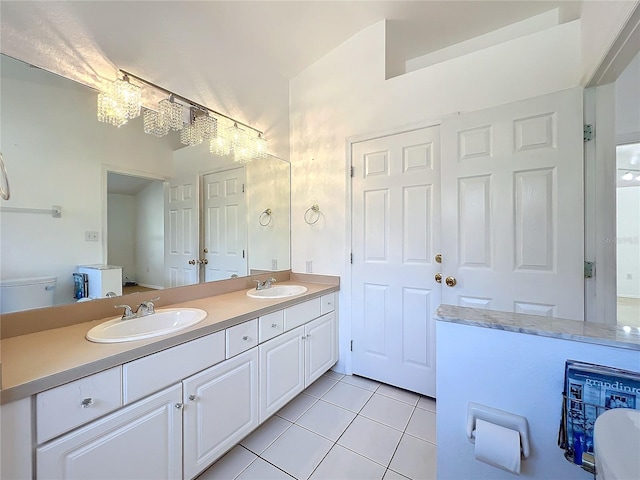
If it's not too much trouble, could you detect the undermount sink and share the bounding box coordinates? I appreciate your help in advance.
[246,285,308,299]
[86,308,208,343]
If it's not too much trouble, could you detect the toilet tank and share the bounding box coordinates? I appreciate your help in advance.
[0,276,57,314]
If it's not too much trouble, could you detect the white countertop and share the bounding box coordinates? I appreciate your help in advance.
[1,281,338,403]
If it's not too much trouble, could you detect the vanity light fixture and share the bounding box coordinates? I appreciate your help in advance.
[97,69,268,160]
[622,171,634,181]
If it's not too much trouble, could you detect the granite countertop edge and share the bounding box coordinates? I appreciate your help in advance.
[435,304,640,351]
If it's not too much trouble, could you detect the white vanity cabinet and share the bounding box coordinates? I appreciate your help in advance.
[37,384,183,480]
[182,348,258,480]
[259,295,337,422]
[259,326,306,421]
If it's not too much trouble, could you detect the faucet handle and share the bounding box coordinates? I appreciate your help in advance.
[114,304,135,320]
[136,297,160,316]
[265,277,277,288]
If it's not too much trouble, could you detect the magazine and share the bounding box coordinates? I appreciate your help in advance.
[561,360,640,465]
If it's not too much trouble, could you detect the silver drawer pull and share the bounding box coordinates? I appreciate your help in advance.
[242,335,249,341]
[271,323,278,328]
[81,397,94,408]
[175,403,184,409]
[188,395,197,402]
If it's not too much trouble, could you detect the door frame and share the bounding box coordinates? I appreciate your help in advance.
[343,118,444,376]
[101,164,168,268]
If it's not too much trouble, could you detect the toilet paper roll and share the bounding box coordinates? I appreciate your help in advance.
[475,418,522,474]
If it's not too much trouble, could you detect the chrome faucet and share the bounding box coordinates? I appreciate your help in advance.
[135,297,160,317]
[255,277,277,290]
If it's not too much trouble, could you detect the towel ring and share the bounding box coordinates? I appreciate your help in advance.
[259,208,272,226]
[0,152,10,200]
[304,204,320,225]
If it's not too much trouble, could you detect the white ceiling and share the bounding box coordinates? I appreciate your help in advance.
[0,1,582,79]
[0,1,584,158]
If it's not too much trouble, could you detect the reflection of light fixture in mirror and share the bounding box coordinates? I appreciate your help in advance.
[622,171,634,181]
[253,133,268,159]
[97,75,141,127]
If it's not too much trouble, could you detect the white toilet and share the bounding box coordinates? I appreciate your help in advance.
[594,408,640,480]
[0,276,57,313]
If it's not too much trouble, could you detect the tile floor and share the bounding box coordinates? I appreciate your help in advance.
[198,372,437,480]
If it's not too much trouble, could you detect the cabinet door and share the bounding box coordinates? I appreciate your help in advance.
[183,348,259,480]
[259,326,305,422]
[305,312,337,386]
[37,385,182,480]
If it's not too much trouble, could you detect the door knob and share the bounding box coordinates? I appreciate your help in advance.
[435,273,442,283]
[445,276,457,287]
[188,259,196,265]
[435,254,442,264]
[197,258,209,265]
[203,247,209,253]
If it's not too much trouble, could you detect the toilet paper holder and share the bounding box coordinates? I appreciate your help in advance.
[466,402,531,459]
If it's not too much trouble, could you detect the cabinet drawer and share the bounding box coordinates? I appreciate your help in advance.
[284,298,322,331]
[36,367,122,444]
[226,319,258,358]
[321,293,336,314]
[123,331,225,404]
[259,310,284,343]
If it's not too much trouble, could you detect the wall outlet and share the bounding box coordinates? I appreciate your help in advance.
[85,231,99,242]
[271,259,278,270]
[306,261,313,273]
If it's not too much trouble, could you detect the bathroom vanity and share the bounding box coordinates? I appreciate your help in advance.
[1,274,339,479]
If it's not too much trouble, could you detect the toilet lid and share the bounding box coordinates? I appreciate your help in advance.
[594,408,640,480]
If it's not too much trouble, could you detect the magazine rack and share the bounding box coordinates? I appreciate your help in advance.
[560,393,608,464]
[560,360,640,467]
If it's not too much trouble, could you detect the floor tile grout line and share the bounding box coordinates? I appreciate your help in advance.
[249,449,298,479]
[241,418,294,456]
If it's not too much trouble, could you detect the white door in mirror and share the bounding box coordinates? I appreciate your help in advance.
[246,285,307,299]
[86,308,207,343]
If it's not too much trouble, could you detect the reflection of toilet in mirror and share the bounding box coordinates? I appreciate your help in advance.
[77,265,122,299]
[0,276,57,313]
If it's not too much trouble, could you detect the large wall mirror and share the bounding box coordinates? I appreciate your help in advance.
[0,54,290,312]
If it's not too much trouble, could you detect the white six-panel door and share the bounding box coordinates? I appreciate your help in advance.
[351,126,441,397]
[203,168,248,281]
[164,177,199,287]
[441,88,584,320]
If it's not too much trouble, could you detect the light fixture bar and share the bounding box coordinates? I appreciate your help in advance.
[119,69,263,136]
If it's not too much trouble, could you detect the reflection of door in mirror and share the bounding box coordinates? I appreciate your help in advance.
[616,143,640,328]
[107,172,165,294]
[202,168,247,281]
[164,176,199,288]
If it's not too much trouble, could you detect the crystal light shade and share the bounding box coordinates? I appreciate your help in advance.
[97,76,141,127]
[181,123,202,146]
[210,136,231,157]
[113,78,142,120]
[97,91,128,127]
[195,114,217,140]
[143,109,170,137]
[159,98,183,131]
[253,134,268,159]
